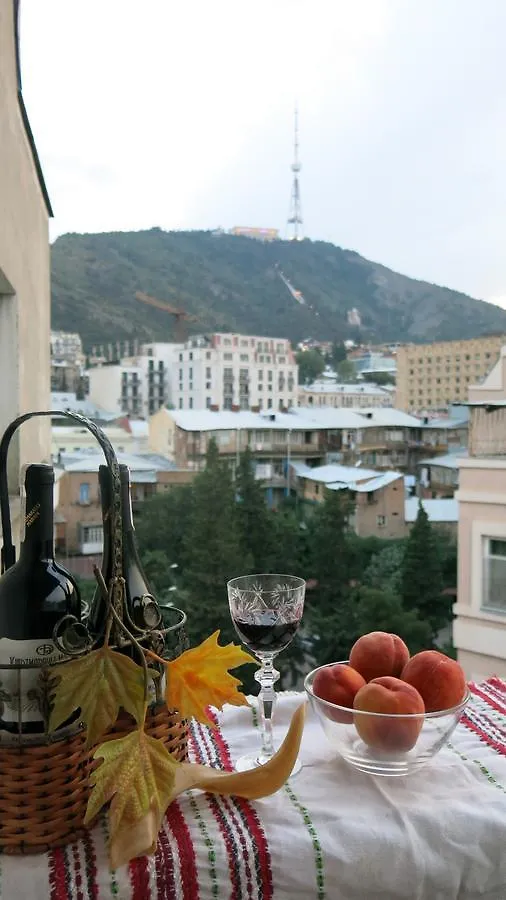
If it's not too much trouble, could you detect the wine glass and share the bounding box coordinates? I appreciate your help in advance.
[227,573,306,774]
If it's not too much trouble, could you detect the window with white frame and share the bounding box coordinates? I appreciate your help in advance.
[377,515,386,527]
[482,538,506,613]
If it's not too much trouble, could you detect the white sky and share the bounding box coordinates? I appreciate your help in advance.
[20,0,506,308]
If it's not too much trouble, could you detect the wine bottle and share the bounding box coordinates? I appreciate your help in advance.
[88,465,161,639]
[0,464,81,735]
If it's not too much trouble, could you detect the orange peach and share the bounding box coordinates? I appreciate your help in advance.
[401,650,466,713]
[313,663,366,723]
[353,675,425,752]
[349,631,410,682]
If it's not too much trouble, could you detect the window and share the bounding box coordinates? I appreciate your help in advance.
[189,352,193,360]
[267,398,273,409]
[258,370,263,380]
[224,353,233,361]
[82,525,103,544]
[240,354,249,362]
[483,539,506,613]
[315,484,320,496]
[206,352,211,360]
[206,397,211,408]
[268,370,273,381]
[189,397,193,409]
[206,367,211,378]
[377,515,386,528]
[179,368,183,379]
[179,353,183,362]
[223,368,233,377]
[206,381,211,389]
[179,398,183,409]
[189,367,193,379]
[79,483,90,504]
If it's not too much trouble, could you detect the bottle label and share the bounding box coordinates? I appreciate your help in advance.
[0,638,66,725]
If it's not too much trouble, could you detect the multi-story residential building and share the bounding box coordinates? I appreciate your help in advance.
[454,346,506,680]
[298,382,392,409]
[0,1,51,518]
[51,420,149,461]
[54,452,194,573]
[293,464,406,539]
[419,414,468,453]
[173,333,298,412]
[87,344,184,419]
[418,450,468,498]
[396,335,506,413]
[149,408,323,504]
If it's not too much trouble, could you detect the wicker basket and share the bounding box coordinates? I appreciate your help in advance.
[0,410,188,854]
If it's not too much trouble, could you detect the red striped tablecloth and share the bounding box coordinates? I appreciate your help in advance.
[2,678,506,900]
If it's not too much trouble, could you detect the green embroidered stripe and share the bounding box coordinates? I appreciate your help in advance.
[187,788,219,898]
[250,703,325,899]
[447,742,506,793]
[101,814,120,896]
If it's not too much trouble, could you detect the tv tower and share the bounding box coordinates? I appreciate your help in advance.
[287,107,303,241]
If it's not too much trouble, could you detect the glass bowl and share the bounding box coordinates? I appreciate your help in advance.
[304,661,470,777]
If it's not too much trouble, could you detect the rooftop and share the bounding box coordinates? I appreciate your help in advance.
[418,449,469,469]
[421,417,469,430]
[299,463,380,485]
[405,497,458,523]
[51,392,118,422]
[57,450,179,480]
[300,382,390,396]
[163,408,325,432]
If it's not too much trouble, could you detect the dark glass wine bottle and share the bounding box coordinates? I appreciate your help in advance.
[88,465,161,640]
[0,464,81,735]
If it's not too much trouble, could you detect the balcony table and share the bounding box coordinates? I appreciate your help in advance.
[2,678,506,900]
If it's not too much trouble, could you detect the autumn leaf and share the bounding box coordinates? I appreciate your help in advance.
[164,630,256,726]
[49,646,147,746]
[85,728,179,867]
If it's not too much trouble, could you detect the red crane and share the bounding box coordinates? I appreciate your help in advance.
[135,291,199,342]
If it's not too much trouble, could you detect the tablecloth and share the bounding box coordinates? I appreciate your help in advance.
[1,678,506,900]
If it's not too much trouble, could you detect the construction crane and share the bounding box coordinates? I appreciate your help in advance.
[135,291,199,342]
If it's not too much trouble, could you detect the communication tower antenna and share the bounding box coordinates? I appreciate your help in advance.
[287,106,303,241]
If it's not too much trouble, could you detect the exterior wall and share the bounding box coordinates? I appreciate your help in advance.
[469,407,506,458]
[468,348,506,404]
[51,424,149,459]
[0,0,51,504]
[454,459,506,679]
[423,464,459,496]
[395,336,506,412]
[172,333,298,411]
[87,366,123,416]
[354,479,405,539]
[298,384,390,409]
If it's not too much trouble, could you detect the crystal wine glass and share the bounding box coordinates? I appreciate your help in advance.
[227,573,306,773]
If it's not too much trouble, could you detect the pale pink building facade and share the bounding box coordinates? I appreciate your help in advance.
[453,347,506,680]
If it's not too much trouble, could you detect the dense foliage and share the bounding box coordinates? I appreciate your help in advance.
[51,229,506,349]
[130,445,457,689]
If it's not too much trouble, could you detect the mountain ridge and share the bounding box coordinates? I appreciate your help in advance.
[50,229,506,349]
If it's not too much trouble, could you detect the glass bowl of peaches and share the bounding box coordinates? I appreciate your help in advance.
[304,632,470,776]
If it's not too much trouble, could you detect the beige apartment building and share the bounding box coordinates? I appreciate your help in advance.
[396,335,506,413]
[0,1,51,519]
[453,346,506,680]
[298,382,391,409]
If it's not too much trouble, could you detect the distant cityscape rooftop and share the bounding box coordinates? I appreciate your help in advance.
[405,498,458,523]
[300,382,390,396]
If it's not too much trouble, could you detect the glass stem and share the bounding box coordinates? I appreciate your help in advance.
[255,654,280,760]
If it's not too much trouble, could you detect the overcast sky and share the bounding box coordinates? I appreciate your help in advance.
[20,0,506,308]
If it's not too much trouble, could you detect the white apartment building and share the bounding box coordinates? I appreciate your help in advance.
[87,343,184,419]
[173,333,298,411]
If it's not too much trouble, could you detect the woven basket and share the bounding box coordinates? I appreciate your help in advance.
[0,410,188,854]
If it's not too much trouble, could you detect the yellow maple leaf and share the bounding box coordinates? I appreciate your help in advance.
[85,728,179,867]
[49,646,146,746]
[165,630,256,726]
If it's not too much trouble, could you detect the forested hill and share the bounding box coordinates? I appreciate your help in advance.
[50,228,506,349]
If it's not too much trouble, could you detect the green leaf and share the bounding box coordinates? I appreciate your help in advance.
[49,646,146,746]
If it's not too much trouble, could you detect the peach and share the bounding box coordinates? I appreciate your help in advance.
[313,663,366,723]
[401,650,466,713]
[353,676,425,752]
[349,631,410,682]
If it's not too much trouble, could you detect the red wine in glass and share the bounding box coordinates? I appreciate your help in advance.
[231,611,301,654]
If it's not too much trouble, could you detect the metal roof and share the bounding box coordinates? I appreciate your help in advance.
[301,464,380,485]
[421,418,469,429]
[287,407,373,429]
[418,449,468,469]
[405,498,458,523]
[355,408,422,428]
[51,392,118,422]
[58,451,177,476]
[300,382,389,396]
[164,409,323,432]
[353,471,404,492]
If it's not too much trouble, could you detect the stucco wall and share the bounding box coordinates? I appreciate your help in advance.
[0,1,50,509]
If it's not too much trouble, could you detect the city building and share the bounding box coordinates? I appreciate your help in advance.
[292,463,406,539]
[350,351,397,378]
[395,335,506,412]
[0,1,51,519]
[54,451,194,574]
[419,414,468,453]
[173,333,298,412]
[148,408,323,505]
[454,345,506,680]
[418,450,468,497]
[50,330,86,394]
[298,382,392,409]
[51,419,149,461]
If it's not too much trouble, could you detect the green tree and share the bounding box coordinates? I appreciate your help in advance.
[295,349,325,385]
[235,447,274,570]
[307,491,357,664]
[335,359,356,383]
[353,586,432,654]
[400,502,450,639]
[181,439,252,650]
[135,485,193,568]
[363,542,406,595]
[369,371,395,386]
[330,341,347,368]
